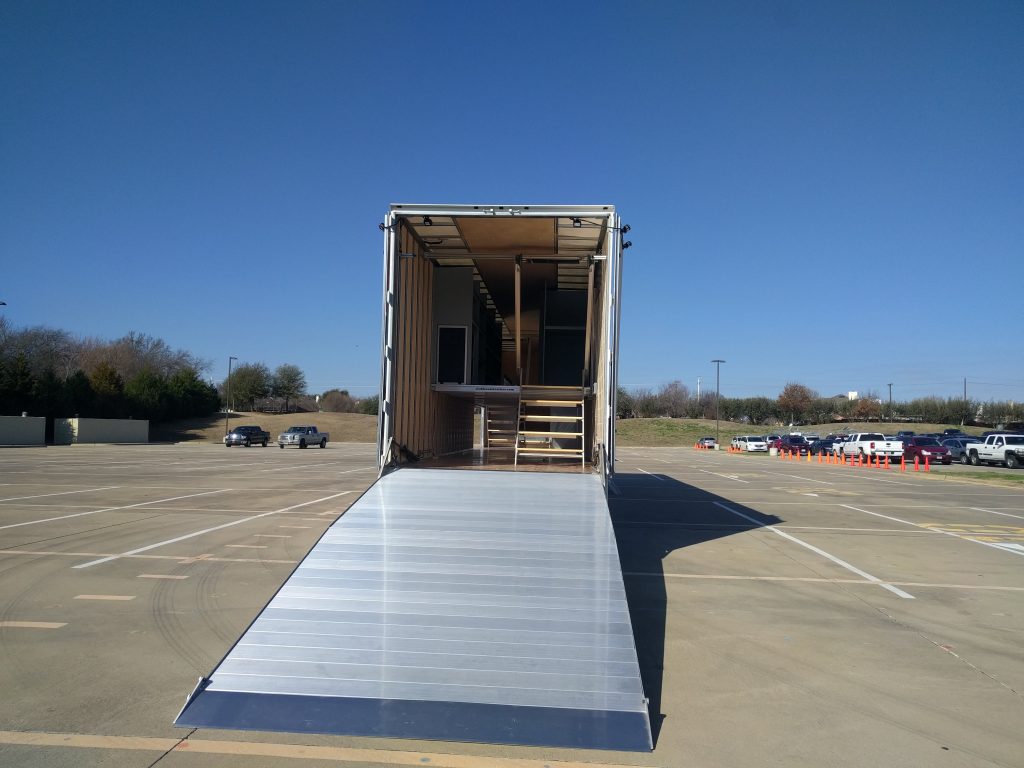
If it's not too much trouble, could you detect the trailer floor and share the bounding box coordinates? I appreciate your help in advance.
[414,448,594,473]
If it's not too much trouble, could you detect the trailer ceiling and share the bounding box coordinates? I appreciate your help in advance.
[391,205,614,263]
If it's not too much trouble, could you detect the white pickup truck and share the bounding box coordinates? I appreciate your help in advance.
[964,434,1024,468]
[277,425,330,449]
[839,432,904,460]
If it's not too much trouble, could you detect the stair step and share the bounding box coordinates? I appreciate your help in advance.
[516,448,585,456]
[522,400,583,407]
[520,415,581,423]
[519,430,583,437]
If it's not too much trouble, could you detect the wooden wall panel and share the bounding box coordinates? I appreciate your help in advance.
[390,223,486,461]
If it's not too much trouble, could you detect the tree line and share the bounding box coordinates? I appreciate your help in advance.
[618,381,1024,428]
[1,318,378,423]
[0,319,220,422]
[217,363,377,415]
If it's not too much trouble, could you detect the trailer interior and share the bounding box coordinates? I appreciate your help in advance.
[380,204,623,474]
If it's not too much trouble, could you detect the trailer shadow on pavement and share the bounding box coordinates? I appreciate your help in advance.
[609,472,782,747]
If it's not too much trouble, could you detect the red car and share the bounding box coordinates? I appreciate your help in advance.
[902,436,952,465]
[772,435,810,455]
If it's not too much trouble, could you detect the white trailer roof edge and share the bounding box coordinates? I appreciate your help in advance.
[390,203,616,217]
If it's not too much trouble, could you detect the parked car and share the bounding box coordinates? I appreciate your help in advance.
[839,433,904,460]
[223,425,270,447]
[896,430,915,439]
[941,438,974,463]
[902,436,952,465]
[808,437,838,455]
[773,435,810,455]
[964,434,1024,468]
[698,436,718,449]
[278,425,330,449]
[765,434,782,448]
[738,435,768,452]
[828,435,850,455]
[730,436,742,450]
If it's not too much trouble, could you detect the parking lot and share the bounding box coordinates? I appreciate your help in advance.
[0,444,1022,767]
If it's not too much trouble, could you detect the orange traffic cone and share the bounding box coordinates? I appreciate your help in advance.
[817,452,823,464]
[884,455,890,470]
[900,456,906,472]
[925,456,930,472]
[914,456,920,472]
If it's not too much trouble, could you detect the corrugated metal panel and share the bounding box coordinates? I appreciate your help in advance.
[175,469,651,751]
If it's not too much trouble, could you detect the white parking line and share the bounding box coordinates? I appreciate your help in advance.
[258,462,334,473]
[635,468,666,481]
[970,506,1024,521]
[695,468,749,483]
[761,472,832,485]
[75,595,135,601]
[840,504,1024,559]
[713,501,915,599]
[73,491,352,569]
[0,486,119,503]
[0,490,230,531]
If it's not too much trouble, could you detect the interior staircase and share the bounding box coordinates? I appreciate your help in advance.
[514,386,586,467]
[484,401,519,450]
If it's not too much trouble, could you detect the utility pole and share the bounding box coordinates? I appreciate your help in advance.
[963,376,968,426]
[711,360,725,446]
[887,383,893,423]
[696,377,701,403]
[224,356,237,435]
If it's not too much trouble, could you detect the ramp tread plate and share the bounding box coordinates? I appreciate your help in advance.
[175,469,651,751]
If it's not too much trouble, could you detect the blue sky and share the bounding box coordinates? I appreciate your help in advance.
[2,1,1021,402]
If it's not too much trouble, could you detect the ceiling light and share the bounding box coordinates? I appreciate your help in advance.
[572,218,582,228]
[423,216,433,226]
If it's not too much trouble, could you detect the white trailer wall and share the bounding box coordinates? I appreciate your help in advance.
[54,418,149,445]
[0,415,46,446]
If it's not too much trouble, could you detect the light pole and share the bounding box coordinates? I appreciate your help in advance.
[711,359,725,446]
[224,356,237,435]
[887,383,893,423]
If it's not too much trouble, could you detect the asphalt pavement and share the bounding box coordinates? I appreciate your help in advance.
[0,444,1021,768]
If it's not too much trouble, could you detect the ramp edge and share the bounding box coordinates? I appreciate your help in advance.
[175,690,652,751]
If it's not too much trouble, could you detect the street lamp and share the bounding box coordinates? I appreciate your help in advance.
[887,383,893,423]
[224,356,237,435]
[711,359,725,445]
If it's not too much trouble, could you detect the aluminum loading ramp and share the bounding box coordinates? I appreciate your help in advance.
[175,468,652,751]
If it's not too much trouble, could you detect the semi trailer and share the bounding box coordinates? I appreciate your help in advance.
[175,204,651,751]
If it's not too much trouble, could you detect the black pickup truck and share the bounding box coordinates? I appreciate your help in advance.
[223,425,270,447]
